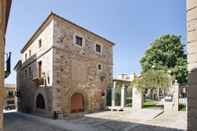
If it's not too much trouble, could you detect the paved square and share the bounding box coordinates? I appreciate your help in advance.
[4,110,186,131]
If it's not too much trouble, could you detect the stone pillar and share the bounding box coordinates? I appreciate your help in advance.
[121,84,125,108]
[132,87,143,111]
[187,0,197,130]
[173,81,179,112]
[164,81,179,112]
[111,81,116,107]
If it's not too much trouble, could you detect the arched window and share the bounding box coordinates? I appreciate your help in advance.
[36,94,45,109]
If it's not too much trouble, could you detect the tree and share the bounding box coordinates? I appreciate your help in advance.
[140,34,187,84]
[132,70,171,92]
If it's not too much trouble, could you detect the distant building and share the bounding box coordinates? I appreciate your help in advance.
[15,13,114,118]
[4,84,16,110]
[0,0,12,130]
[117,74,135,81]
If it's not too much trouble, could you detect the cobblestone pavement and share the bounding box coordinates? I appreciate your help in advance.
[4,111,186,131]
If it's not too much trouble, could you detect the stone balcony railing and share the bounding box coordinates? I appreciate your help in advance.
[32,76,45,86]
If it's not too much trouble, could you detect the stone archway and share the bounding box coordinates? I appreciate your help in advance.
[36,94,45,109]
[71,93,84,113]
[33,89,48,113]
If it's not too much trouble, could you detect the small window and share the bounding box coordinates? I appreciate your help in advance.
[29,67,32,77]
[38,61,42,78]
[39,39,42,48]
[96,44,102,54]
[29,50,31,57]
[25,69,27,77]
[75,35,83,47]
[97,64,102,71]
[25,53,27,61]
[47,76,50,84]
[8,91,14,97]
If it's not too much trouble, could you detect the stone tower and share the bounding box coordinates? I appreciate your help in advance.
[15,13,114,118]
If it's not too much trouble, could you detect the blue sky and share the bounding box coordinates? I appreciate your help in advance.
[5,0,186,84]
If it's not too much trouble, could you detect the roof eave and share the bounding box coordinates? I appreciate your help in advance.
[4,0,12,34]
[21,12,115,53]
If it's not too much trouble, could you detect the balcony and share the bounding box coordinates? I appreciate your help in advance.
[32,73,46,86]
[32,77,45,85]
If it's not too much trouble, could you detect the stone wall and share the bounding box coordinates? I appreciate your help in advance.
[51,16,113,115]
[187,0,197,130]
[17,20,54,117]
[0,0,11,130]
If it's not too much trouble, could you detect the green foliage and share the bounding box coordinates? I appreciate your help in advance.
[143,99,163,108]
[179,104,186,111]
[140,34,188,84]
[132,70,171,92]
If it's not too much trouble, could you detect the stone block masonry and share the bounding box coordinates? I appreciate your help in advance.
[187,0,197,130]
[15,12,113,118]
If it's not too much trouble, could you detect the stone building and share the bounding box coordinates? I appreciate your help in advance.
[15,13,113,118]
[4,84,16,110]
[0,0,12,130]
[187,0,197,130]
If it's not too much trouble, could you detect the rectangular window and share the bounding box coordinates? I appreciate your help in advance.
[97,64,102,71]
[38,61,42,78]
[96,44,102,53]
[29,67,32,77]
[8,91,14,97]
[75,35,83,47]
[39,39,42,48]
[47,76,50,84]
[25,69,27,77]
[25,53,27,61]
[29,50,31,57]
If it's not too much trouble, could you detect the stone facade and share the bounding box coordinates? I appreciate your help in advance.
[0,0,12,130]
[187,0,197,130]
[15,13,113,118]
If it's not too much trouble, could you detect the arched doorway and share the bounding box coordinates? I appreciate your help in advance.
[36,94,45,109]
[71,93,84,113]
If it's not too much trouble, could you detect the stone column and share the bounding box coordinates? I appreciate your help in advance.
[132,87,143,111]
[164,81,179,112]
[173,81,179,112]
[121,84,125,108]
[111,81,116,107]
